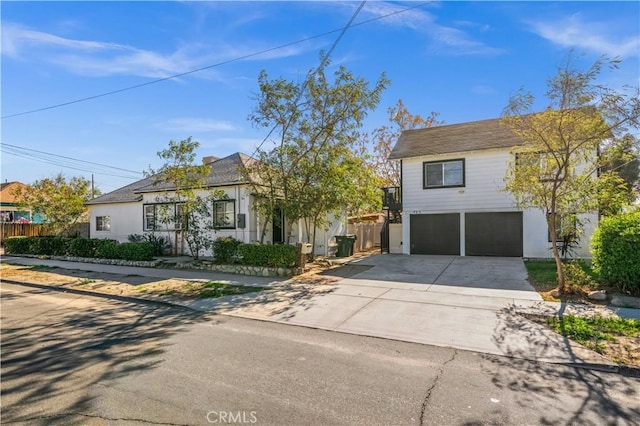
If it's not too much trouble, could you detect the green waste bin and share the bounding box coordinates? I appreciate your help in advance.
[335,235,357,257]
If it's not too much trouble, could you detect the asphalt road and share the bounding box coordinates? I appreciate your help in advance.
[1,282,639,426]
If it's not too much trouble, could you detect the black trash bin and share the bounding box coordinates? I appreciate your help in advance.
[335,235,357,257]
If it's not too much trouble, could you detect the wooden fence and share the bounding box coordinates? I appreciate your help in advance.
[0,223,90,246]
[347,222,383,252]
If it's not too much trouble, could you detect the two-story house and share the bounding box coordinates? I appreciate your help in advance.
[387,117,598,258]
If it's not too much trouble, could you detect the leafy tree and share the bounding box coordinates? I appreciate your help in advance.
[12,173,94,235]
[599,133,640,211]
[146,137,224,260]
[248,55,389,253]
[503,53,640,292]
[359,99,442,187]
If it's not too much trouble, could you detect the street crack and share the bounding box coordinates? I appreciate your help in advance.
[2,412,193,426]
[420,349,458,425]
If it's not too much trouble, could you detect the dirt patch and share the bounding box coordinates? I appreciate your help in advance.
[523,313,640,367]
[0,264,264,301]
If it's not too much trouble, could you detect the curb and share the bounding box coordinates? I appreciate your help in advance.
[1,279,202,313]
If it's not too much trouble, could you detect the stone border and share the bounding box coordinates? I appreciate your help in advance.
[169,260,302,277]
[5,253,302,277]
[6,253,161,268]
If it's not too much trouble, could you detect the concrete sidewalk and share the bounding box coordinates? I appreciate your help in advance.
[3,255,637,368]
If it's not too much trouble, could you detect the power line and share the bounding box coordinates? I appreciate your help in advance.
[1,142,143,174]
[1,145,141,180]
[251,0,369,157]
[1,2,433,120]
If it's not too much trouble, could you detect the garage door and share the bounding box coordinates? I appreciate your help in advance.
[465,212,523,257]
[410,213,460,255]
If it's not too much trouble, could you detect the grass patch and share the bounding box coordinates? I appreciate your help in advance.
[547,315,640,355]
[524,260,558,291]
[197,281,264,299]
[77,277,96,285]
[22,264,57,270]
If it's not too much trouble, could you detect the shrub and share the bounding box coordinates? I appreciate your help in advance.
[95,240,121,259]
[4,236,31,254]
[128,233,171,256]
[591,211,640,295]
[212,236,242,263]
[561,261,598,294]
[117,242,156,261]
[238,243,296,268]
[69,238,101,258]
[33,236,72,256]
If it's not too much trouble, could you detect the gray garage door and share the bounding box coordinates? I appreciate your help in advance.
[465,212,523,257]
[410,213,460,255]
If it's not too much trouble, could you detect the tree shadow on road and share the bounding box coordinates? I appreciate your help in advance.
[1,284,209,425]
[486,304,640,425]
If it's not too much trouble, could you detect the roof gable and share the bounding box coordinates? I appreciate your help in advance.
[388,117,523,160]
[86,152,255,205]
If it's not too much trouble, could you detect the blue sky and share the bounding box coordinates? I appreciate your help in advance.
[2,1,639,193]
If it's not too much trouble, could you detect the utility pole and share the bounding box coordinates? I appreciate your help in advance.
[91,174,95,199]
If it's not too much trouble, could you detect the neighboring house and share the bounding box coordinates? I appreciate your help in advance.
[86,153,345,257]
[0,181,44,223]
[387,117,598,258]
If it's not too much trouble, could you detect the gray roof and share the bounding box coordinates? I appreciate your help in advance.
[388,117,524,160]
[86,152,254,205]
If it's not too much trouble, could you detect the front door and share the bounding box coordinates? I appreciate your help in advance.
[272,207,284,244]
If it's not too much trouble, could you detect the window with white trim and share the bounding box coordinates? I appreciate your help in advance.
[96,216,110,231]
[423,159,465,188]
[213,199,235,229]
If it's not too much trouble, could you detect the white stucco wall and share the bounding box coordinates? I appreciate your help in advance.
[89,202,142,243]
[400,148,598,258]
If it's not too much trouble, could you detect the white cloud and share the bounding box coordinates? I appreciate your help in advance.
[158,118,236,133]
[1,22,312,79]
[472,85,496,95]
[350,2,504,56]
[529,14,640,58]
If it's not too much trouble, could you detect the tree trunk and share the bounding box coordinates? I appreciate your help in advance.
[549,214,565,293]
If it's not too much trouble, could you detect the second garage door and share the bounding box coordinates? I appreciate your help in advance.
[465,212,523,257]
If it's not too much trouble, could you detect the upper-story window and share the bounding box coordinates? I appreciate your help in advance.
[423,159,465,189]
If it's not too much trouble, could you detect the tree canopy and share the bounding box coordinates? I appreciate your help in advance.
[146,137,224,259]
[13,173,94,235]
[248,56,389,251]
[502,52,640,292]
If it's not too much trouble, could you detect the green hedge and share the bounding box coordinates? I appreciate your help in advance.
[212,236,242,263]
[4,236,155,262]
[238,243,296,268]
[591,211,640,295]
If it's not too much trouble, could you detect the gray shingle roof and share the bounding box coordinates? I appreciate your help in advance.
[388,116,524,160]
[86,152,254,205]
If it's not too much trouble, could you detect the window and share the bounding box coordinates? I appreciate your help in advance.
[547,213,576,242]
[423,159,464,189]
[144,204,157,231]
[96,216,110,231]
[516,152,564,182]
[144,203,182,231]
[213,200,235,229]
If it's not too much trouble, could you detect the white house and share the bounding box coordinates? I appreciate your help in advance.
[387,117,598,258]
[86,153,346,257]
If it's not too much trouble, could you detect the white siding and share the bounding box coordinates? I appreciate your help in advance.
[402,149,515,214]
[400,148,597,258]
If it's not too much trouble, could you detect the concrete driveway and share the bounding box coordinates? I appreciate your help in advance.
[221,254,616,365]
[338,254,539,297]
